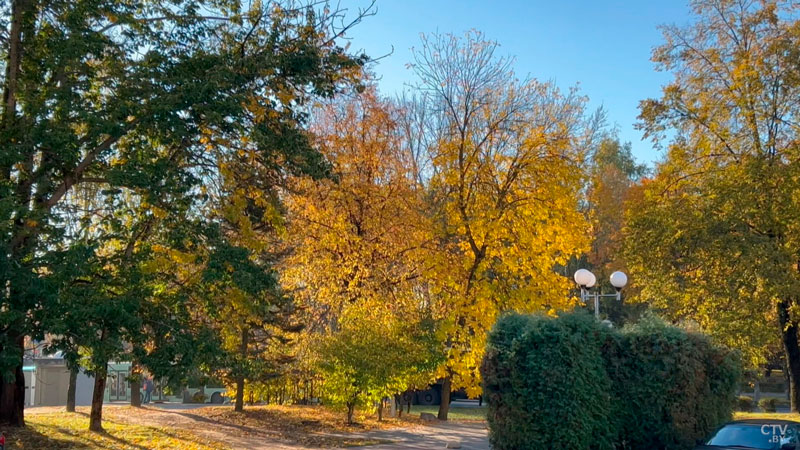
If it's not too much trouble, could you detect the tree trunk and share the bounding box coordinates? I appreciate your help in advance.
[0,334,25,427]
[130,379,141,407]
[89,363,108,432]
[395,394,402,418]
[778,298,800,412]
[66,366,78,412]
[376,400,383,421]
[130,364,141,408]
[437,376,452,420]
[754,378,761,405]
[346,401,355,424]
[234,375,245,412]
[234,327,249,412]
[784,360,791,401]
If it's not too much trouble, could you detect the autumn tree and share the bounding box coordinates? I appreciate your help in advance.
[316,309,440,424]
[0,0,370,427]
[283,87,442,421]
[284,88,430,316]
[403,31,599,419]
[587,135,647,277]
[626,0,800,410]
[585,134,647,322]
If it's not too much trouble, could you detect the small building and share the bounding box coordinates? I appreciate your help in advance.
[23,357,94,407]
[23,357,227,406]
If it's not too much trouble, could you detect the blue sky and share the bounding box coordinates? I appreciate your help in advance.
[342,0,694,166]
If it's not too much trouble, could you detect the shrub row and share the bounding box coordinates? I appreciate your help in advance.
[481,312,741,450]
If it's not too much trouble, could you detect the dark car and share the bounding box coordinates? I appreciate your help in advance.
[695,419,800,450]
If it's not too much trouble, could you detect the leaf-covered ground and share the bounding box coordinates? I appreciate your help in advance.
[15,404,781,449]
[9,404,447,449]
[170,404,417,448]
[5,409,219,449]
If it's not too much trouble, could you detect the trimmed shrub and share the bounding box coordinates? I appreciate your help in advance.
[482,311,741,450]
[759,397,777,412]
[481,312,617,450]
[737,396,754,412]
[612,315,740,450]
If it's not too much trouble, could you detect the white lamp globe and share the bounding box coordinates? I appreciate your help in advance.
[585,271,597,288]
[573,269,595,287]
[610,271,628,289]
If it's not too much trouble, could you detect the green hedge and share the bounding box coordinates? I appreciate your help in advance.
[481,312,741,450]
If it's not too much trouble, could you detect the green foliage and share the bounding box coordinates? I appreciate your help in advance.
[481,312,617,450]
[612,313,741,450]
[758,398,778,413]
[0,0,369,425]
[316,316,443,421]
[482,311,741,450]
[627,0,800,370]
[737,396,754,412]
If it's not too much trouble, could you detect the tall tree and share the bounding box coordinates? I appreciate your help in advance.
[283,87,431,323]
[628,0,800,410]
[585,135,647,322]
[282,87,441,413]
[0,0,369,427]
[404,31,599,419]
[587,135,647,278]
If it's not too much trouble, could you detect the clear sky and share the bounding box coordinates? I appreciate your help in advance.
[341,0,695,166]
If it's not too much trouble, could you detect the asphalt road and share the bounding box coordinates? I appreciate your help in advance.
[353,421,490,450]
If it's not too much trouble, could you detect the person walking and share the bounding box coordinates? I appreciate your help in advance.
[143,377,155,404]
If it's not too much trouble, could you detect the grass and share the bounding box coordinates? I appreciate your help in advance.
[3,410,222,450]
[406,405,487,421]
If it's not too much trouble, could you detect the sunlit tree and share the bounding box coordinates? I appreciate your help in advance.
[403,31,599,419]
[627,0,800,410]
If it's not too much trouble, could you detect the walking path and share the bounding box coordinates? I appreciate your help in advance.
[26,403,491,449]
[350,421,489,450]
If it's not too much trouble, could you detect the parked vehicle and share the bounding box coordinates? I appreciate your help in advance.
[695,419,800,449]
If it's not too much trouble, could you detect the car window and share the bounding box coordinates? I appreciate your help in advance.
[706,424,797,449]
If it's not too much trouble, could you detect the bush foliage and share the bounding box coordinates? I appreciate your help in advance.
[758,397,778,413]
[481,312,741,450]
[737,396,754,412]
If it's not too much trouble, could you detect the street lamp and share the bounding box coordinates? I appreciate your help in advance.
[573,269,628,319]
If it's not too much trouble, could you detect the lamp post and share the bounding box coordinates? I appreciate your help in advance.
[573,269,628,319]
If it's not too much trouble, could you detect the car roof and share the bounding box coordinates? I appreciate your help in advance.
[726,419,800,425]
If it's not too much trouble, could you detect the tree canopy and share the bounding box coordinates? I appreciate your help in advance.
[625,0,800,409]
[0,0,369,428]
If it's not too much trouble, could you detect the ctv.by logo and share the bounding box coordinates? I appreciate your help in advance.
[761,424,797,447]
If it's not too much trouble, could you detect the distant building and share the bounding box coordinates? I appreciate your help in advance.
[23,357,227,406]
[23,357,94,407]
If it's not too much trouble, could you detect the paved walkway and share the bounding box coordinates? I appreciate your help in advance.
[353,421,489,450]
